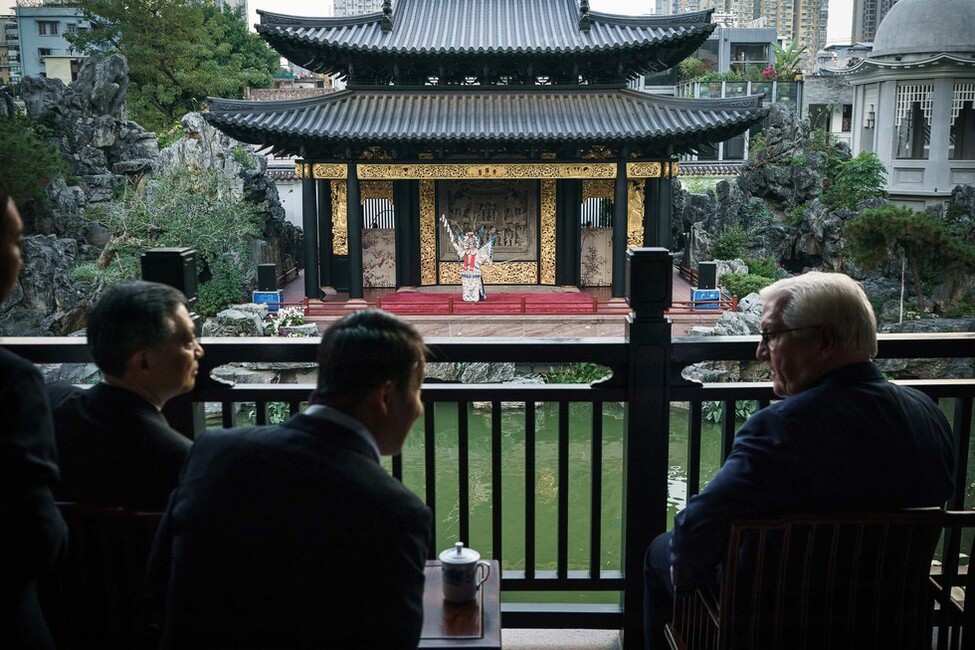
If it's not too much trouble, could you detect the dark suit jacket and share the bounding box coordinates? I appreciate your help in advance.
[0,347,68,648]
[150,412,432,650]
[671,362,955,589]
[49,382,191,511]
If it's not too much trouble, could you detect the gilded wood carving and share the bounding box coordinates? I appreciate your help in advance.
[357,163,617,180]
[419,180,437,285]
[330,181,348,255]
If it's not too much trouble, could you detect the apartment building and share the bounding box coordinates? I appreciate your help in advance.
[15,2,91,83]
[333,0,383,16]
[851,0,898,42]
[0,15,20,85]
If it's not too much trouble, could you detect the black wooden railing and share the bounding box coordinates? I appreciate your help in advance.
[5,249,975,650]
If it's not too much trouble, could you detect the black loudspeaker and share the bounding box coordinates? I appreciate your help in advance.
[257,263,277,292]
[697,262,717,290]
[141,248,198,305]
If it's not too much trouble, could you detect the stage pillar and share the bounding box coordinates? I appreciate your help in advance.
[301,169,320,299]
[394,179,420,286]
[347,163,364,300]
[317,179,334,290]
[556,179,582,286]
[612,161,628,297]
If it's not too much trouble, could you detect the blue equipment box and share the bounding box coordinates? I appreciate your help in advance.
[252,290,283,312]
[691,288,721,311]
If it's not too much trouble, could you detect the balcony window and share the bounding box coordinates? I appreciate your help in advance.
[37,21,59,37]
[950,83,975,160]
[894,83,932,159]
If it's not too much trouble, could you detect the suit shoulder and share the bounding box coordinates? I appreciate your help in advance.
[0,346,41,382]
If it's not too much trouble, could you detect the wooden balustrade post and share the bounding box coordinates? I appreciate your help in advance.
[621,248,673,650]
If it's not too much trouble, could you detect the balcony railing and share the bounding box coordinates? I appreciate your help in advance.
[5,249,975,649]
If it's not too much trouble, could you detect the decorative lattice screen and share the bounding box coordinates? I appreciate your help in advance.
[895,83,934,127]
[952,82,975,120]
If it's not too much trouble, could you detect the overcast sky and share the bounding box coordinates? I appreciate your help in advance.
[3,0,855,48]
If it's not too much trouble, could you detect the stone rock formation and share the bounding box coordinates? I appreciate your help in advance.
[0,236,86,335]
[5,55,303,336]
[159,112,301,284]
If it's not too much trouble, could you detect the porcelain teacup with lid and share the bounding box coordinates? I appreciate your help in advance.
[438,541,491,603]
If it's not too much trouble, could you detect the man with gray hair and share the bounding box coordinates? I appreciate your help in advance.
[50,280,204,511]
[643,272,955,649]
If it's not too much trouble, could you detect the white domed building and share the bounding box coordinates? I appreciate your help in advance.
[843,0,975,207]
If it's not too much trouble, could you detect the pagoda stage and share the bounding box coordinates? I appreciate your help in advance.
[277,272,724,337]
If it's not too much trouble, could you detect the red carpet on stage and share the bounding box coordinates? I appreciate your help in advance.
[377,291,597,315]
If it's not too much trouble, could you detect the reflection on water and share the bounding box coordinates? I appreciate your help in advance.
[390,401,726,578]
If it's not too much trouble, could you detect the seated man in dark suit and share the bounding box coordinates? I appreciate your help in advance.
[0,189,68,649]
[150,309,432,650]
[643,272,955,650]
[50,280,204,511]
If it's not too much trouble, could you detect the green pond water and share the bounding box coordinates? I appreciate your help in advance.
[226,399,975,605]
[382,401,728,604]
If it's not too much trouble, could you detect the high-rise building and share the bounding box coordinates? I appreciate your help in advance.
[761,0,828,63]
[0,15,20,86]
[851,0,898,42]
[669,1,826,65]
[671,0,760,17]
[333,0,384,16]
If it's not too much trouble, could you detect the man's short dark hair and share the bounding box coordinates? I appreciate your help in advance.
[315,309,427,400]
[88,280,189,376]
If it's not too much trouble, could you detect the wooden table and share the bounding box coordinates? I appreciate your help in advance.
[419,560,501,649]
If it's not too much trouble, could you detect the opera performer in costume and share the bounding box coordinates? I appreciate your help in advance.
[441,215,495,302]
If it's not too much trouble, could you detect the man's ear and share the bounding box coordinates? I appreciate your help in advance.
[125,348,150,375]
[818,324,840,354]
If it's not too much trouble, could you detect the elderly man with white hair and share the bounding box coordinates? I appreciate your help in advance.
[643,272,955,650]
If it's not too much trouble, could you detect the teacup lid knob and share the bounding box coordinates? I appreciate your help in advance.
[439,541,480,564]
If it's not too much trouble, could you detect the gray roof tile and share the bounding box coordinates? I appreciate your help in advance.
[205,87,767,150]
[257,0,715,56]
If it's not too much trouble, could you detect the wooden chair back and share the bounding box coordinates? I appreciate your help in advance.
[38,503,163,650]
[668,509,947,650]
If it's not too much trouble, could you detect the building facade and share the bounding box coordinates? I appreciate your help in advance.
[333,0,384,16]
[0,15,20,85]
[15,3,90,82]
[844,0,974,208]
[851,0,898,42]
[211,0,766,301]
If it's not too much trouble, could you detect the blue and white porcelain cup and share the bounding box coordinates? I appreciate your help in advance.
[439,541,491,603]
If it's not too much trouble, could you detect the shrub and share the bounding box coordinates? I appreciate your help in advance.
[745,257,778,278]
[540,363,611,384]
[266,306,306,336]
[787,203,807,226]
[822,152,886,210]
[0,114,68,208]
[78,166,262,316]
[711,226,750,260]
[720,272,774,298]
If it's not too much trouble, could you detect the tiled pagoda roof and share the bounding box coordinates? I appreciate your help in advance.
[204,87,768,157]
[256,0,716,80]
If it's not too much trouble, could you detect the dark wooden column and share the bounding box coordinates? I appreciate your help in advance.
[346,163,364,300]
[556,179,582,286]
[612,161,628,297]
[643,178,660,247]
[317,179,334,290]
[643,163,675,250]
[622,248,673,650]
[394,179,420,287]
[301,166,320,299]
[657,163,674,251]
